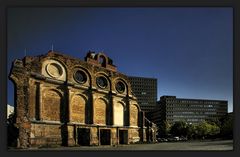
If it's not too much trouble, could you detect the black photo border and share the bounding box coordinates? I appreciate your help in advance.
[0,0,239,157]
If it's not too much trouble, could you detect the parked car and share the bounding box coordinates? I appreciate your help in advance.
[157,138,168,142]
[167,137,176,142]
[167,136,179,142]
[173,136,180,141]
[179,136,188,141]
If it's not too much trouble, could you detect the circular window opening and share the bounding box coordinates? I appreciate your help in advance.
[116,81,125,93]
[74,70,87,84]
[46,63,63,78]
[96,76,108,89]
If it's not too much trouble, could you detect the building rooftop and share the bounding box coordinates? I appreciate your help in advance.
[160,95,227,102]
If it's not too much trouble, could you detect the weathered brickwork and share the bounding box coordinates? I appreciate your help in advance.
[42,89,62,121]
[9,50,156,148]
[129,128,140,143]
[71,94,85,123]
[130,104,139,126]
[94,98,107,125]
[30,123,62,146]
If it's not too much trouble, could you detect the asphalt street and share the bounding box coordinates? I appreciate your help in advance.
[12,140,233,151]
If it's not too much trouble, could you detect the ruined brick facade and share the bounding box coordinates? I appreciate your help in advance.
[9,51,156,148]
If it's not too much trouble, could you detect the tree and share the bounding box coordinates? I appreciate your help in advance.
[170,121,188,137]
[195,120,220,139]
[7,113,19,147]
[158,120,171,137]
[195,121,208,139]
[220,115,233,139]
[186,123,196,139]
[165,120,171,136]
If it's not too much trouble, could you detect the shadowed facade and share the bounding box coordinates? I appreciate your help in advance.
[9,50,157,148]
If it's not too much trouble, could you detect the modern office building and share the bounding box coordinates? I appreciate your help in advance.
[145,105,163,129]
[128,76,157,112]
[147,95,228,131]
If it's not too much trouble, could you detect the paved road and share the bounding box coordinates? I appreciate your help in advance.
[18,140,233,151]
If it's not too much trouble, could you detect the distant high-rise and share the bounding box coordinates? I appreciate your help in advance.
[128,76,157,112]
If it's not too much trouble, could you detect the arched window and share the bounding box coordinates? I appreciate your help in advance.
[70,94,86,123]
[42,89,62,121]
[130,104,138,127]
[94,98,107,125]
[74,70,87,84]
[113,102,124,126]
[96,76,108,89]
[41,59,67,81]
[115,81,126,94]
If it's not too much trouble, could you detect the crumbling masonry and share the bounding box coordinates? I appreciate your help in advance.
[9,50,157,148]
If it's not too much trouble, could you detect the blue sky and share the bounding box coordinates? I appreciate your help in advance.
[7,7,233,112]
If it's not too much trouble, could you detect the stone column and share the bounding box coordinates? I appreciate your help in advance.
[68,87,72,123]
[88,88,95,124]
[125,96,130,126]
[15,80,31,148]
[35,82,42,121]
[9,59,32,148]
[108,92,114,125]
[116,127,119,145]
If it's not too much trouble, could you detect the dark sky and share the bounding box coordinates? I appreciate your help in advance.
[7,7,233,112]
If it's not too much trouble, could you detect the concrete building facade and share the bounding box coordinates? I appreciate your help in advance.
[147,96,228,136]
[128,76,157,112]
[150,96,227,124]
[9,50,157,148]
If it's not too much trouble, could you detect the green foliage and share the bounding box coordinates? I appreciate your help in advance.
[195,121,208,138]
[165,120,171,134]
[193,121,220,139]
[170,121,188,137]
[209,123,220,136]
[158,120,171,137]
[206,118,221,127]
[220,115,233,139]
[163,120,221,140]
[7,113,19,147]
[186,123,196,139]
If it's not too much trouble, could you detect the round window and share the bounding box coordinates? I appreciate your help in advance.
[74,70,87,84]
[46,63,63,78]
[116,81,125,93]
[96,76,108,88]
